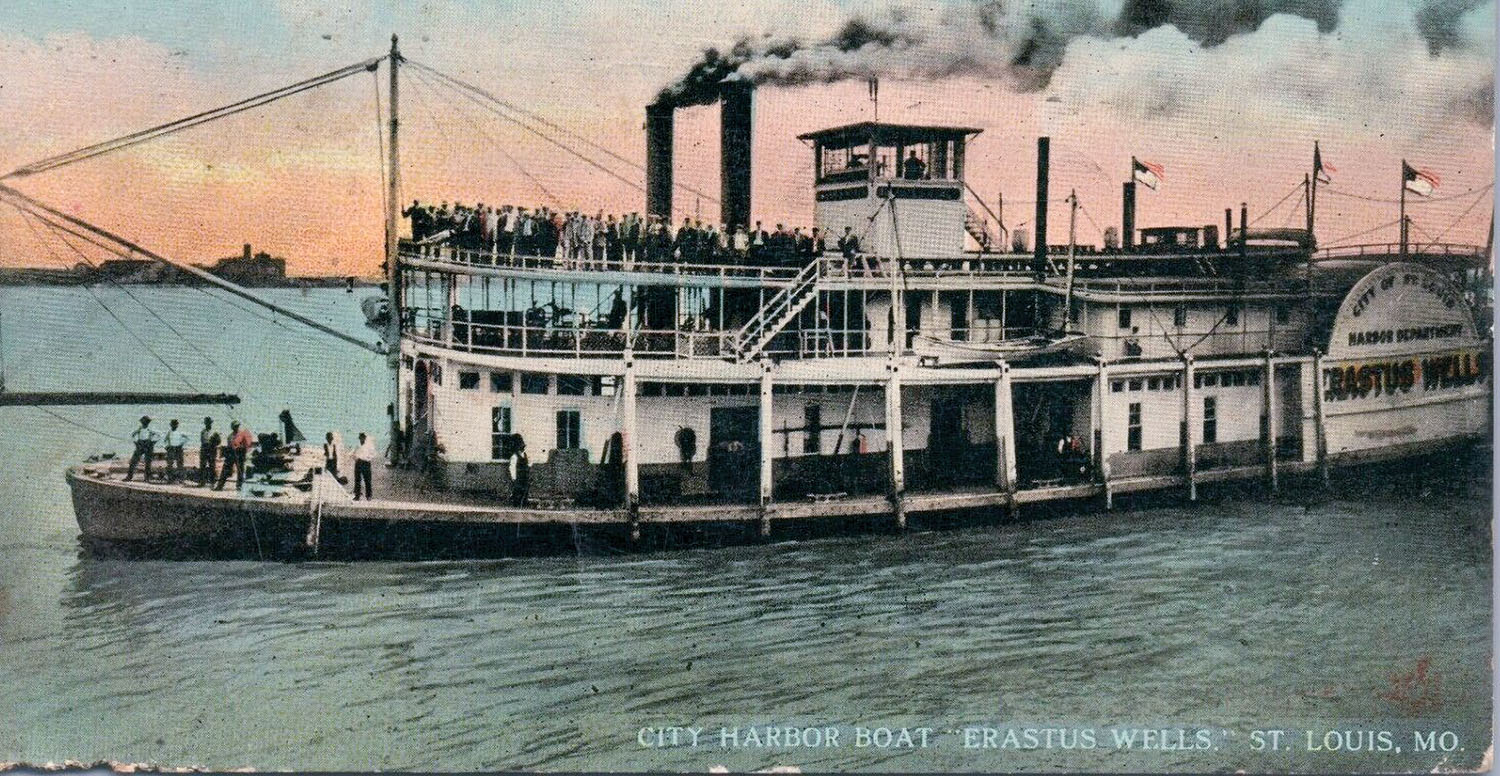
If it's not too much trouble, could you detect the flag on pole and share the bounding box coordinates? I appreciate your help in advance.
[1132,157,1165,190]
[1314,141,1336,183]
[1402,161,1440,196]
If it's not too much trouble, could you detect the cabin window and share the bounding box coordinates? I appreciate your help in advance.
[1194,373,1203,389]
[1202,397,1217,444]
[458,371,481,390]
[490,372,512,393]
[1173,305,1187,328]
[521,373,550,394]
[1111,380,1124,393]
[1225,305,1240,326]
[1148,377,1161,391]
[1275,304,1290,324]
[556,410,581,450]
[1128,379,1142,392]
[1248,370,1261,386]
[1204,373,1219,387]
[491,406,512,460]
[1127,403,1142,452]
[557,375,588,396]
[596,376,618,397]
[641,382,664,397]
[1231,372,1246,387]
[803,404,822,454]
[1118,307,1132,329]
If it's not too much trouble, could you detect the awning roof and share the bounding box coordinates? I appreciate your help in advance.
[798,122,982,147]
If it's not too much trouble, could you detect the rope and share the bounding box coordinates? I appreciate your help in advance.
[1249,180,1304,227]
[3,57,384,180]
[1322,181,1494,205]
[408,59,646,176]
[412,64,648,196]
[16,208,200,391]
[409,68,560,205]
[1323,216,1404,247]
[373,68,389,221]
[30,405,130,442]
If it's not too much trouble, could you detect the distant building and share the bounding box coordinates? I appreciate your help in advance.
[200,244,288,286]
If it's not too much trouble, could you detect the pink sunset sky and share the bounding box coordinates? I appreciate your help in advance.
[0,0,1493,275]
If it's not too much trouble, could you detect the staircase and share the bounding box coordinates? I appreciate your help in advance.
[733,258,835,362]
[964,208,996,252]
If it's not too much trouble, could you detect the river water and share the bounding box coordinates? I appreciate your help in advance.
[0,286,1490,772]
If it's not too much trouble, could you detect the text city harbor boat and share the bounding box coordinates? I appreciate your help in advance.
[29,39,1493,559]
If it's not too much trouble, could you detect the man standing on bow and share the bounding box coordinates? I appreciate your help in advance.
[124,415,159,482]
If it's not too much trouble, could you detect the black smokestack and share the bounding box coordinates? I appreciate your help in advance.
[646,103,674,221]
[720,83,753,230]
[1225,208,1234,250]
[1033,137,1049,276]
[1122,181,1136,252]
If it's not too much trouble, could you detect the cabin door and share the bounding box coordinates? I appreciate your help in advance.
[414,360,431,430]
[927,398,965,486]
[708,406,759,500]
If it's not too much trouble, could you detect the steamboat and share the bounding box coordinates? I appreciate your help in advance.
[37,39,1492,558]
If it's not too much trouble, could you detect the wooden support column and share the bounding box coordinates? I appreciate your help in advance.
[1181,354,1197,502]
[1311,350,1330,488]
[886,359,906,529]
[1262,352,1278,493]
[758,364,774,537]
[1095,360,1111,509]
[994,363,1018,517]
[621,360,640,542]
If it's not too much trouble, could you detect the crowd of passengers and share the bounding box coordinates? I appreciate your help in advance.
[402,200,862,267]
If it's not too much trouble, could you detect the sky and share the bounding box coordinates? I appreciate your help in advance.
[0,0,1493,275]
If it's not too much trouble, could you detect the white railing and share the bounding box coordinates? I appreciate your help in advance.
[406,318,730,360]
[1314,242,1486,261]
[400,241,802,284]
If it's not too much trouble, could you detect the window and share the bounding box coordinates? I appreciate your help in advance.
[1275,304,1290,324]
[521,373,550,394]
[1173,305,1187,328]
[1111,380,1124,393]
[491,406,513,460]
[556,410,581,450]
[596,376,618,397]
[458,371,481,390]
[1127,403,1142,452]
[803,404,822,454]
[1118,307,1132,329]
[1194,373,1203,389]
[1248,370,1261,386]
[1128,379,1142,392]
[1148,377,1161,391]
[1203,396,1217,444]
[490,372,513,393]
[557,375,588,396]
[1225,305,1240,326]
[1204,373,1218,387]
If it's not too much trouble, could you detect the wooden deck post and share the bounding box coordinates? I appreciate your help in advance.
[1262,352,1278,493]
[886,359,906,530]
[758,364,774,537]
[1311,350,1330,488]
[1181,354,1197,502]
[622,360,640,542]
[1095,360,1111,510]
[994,362,1017,517]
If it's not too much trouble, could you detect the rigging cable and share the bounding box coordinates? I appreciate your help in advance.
[1249,180,1305,227]
[14,207,200,391]
[30,405,130,443]
[409,67,560,206]
[1321,181,1494,205]
[2,57,385,180]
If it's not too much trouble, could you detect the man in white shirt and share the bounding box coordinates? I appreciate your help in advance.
[352,432,376,501]
[162,419,189,483]
[125,415,159,482]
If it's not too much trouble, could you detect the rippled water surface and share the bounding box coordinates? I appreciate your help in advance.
[0,287,1490,771]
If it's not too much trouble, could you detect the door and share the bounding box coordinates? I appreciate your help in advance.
[708,406,760,500]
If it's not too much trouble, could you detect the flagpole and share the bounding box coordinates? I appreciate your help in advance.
[1399,160,1408,259]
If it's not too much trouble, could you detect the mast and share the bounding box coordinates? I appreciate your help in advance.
[385,35,403,456]
[1399,159,1408,259]
[1064,189,1077,334]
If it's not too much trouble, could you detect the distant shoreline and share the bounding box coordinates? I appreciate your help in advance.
[0,267,381,288]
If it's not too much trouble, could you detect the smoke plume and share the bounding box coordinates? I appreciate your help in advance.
[653,0,1494,111]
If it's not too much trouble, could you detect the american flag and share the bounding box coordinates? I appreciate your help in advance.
[1403,161,1440,197]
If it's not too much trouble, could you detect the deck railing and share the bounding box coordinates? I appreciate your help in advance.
[407,318,735,360]
[1313,242,1487,262]
[400,241,802,283]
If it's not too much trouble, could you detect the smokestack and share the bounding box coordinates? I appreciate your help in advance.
[646,103,675,221]
[720,83,753,230]
[1033,137,1049,276]
[1225,208,1233,250]
[1122,181,1136,252]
